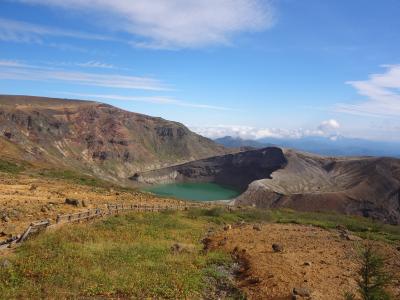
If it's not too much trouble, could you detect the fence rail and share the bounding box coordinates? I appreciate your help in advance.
[0,201,222,251]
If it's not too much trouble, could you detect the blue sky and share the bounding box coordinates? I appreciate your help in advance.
[1,0,400,141]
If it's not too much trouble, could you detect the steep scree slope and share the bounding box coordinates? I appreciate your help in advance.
[233,149,400,224]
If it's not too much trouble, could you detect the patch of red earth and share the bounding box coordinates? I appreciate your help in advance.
[207,223,400,300]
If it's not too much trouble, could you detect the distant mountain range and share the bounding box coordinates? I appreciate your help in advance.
[214,135,400,158]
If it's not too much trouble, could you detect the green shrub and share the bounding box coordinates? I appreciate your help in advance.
[357,245,392,300]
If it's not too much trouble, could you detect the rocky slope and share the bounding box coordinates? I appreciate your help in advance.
[234,149,400,224]
[0,95,227,183]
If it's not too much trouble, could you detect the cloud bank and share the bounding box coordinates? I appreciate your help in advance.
[191,120,341,140]
[16,0,275,48]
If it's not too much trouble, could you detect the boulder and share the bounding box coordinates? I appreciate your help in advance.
[345,234,363,241]
[253,224,262,231]
[65,198,81,206]
[340,231,363,241]
[272,243,283,253]
[293,287,311,297]
[224,224,232,231]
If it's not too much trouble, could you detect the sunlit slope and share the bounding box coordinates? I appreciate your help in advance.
[0,95,227,183]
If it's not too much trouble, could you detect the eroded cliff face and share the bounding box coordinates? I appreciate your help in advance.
[0,95,227,182]
[233,149,400,225]
[131,147,288,192]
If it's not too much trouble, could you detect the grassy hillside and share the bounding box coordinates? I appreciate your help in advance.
[1,208,399,298]
[0,211,239,299]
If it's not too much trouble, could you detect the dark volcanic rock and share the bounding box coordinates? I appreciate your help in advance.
[131,147,287,192]
[65,198,81,207]
[272,243,283,253]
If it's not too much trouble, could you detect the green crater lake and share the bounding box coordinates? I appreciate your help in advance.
[144,182,240,201]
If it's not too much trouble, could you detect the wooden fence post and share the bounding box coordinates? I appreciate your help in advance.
[17,225,33,243]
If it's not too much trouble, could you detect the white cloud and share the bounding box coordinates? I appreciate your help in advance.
[76,61,115,69]
[191,120,341,140]
[336,65,400,117]
[16,0,275,49]
[317,119,340,132]
[190,125,303,140]
[0,62,168,91]
[0,17,112,44]
[0,59,29,67]
[61,92,231,110]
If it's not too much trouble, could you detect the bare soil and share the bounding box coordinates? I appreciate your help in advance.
[208,223,400,300]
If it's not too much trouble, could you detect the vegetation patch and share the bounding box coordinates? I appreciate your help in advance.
[0,211,234,299]
[0,159,25,174]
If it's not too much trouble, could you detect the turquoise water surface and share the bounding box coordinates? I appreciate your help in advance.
[144,182,240,201]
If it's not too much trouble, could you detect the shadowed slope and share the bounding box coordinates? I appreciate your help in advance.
[131,147,287,192]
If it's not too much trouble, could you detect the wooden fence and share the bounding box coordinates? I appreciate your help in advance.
[0,201,220,251]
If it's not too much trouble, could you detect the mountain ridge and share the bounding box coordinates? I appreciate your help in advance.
[0,95,228,184]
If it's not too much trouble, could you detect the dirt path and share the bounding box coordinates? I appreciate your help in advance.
[208,223,400,300]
